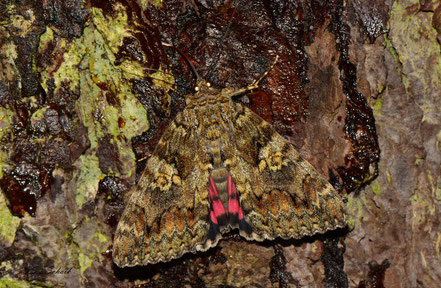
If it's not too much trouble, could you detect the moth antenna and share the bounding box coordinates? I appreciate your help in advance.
[162,42,200,81]
[143,67,173,76]
[168,85,185,98]
[221,55,279,99]
[137,156,148,162]
[145,67,186,98]
[120,66,177,87]
[250,55,279,87]
[146,75,175,86]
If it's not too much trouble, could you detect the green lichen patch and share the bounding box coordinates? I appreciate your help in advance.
[410,186,436,226]
[0,106,15,142]
[38,24,54,49]
[0,36,18,82]
[0,192,21,247]
[73,9,149,180]
[150,69,175,90]
[91,4,131,55]
[345,193,368,230]
[435,233,441,262]
[10,8,35,38]
[139,0,162,9]
[73,153,104,208]
[389,0,441,124]
[40,5,154,205]
[38,2,174,189]
[78,252,93,276]
[92,231,108,244]
[75,220,111,279]
[426,170,441,202]
[370,95,383,117]
[29,106,48,126]
[435,180,441,202]
[371,180,382,195]
[0,277,31,288]
[39,26,83,95]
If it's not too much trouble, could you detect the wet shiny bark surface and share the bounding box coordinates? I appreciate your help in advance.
[0,0,439,287]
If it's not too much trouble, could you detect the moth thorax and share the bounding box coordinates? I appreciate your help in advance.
[204,117,223,140]
[206,128,221,140]
[209,144,223,167]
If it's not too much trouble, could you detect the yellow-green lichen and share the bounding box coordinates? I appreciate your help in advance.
[383,34,400,64]
[92,232,108,244]
[371,96,383,117]
[10,8,35,38]
[371,180,382,195]
[38,0,167,205]
[30,106,48,126]
[0,277,31,288]
[150,69,175,90]
[345,193,367,230]
[310,242,318,253]
[435,232,441,262]
[139,0,162,9]
[38,2,175,189]
[0,150,7,178]
[383,33,410,96]
[73,153,104,208]
[39,26,84,94]
[389,0,441,124]
[77,16,150,140]
[119,93,151,139]
[0,261,12,274]
[87,230,109,254]
[0,106,14,140]
[78,252,93,276]
[427,170,441,201]
[0,193,21,247]
[38,24,54,47]
[0,37,18,83]
[74,10,148,179]
[75,222,110,277]
[91,4,174,87]
[411,188,436,225]
[91,4,130,55]
[0,1,14,26]
[436,130,441,151]
[435,179,441,202]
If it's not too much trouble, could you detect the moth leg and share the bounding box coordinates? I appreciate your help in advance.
[222,55,279,98]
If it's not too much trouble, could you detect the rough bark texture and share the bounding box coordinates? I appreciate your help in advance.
[0,0,439,287]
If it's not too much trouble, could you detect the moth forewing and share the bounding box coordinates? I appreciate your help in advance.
[112,56,347,267]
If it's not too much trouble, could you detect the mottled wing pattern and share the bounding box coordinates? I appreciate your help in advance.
[228,103,347,241]
[113,110,214,267]
[113,82,347,267]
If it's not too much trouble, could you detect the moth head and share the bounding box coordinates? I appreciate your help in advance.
[186,79,215,104]
[194,79,214,93]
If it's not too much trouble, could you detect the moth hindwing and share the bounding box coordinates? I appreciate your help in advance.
[112,56,347,267]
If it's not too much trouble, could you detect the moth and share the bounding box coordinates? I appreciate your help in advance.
[113,55,347,267]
